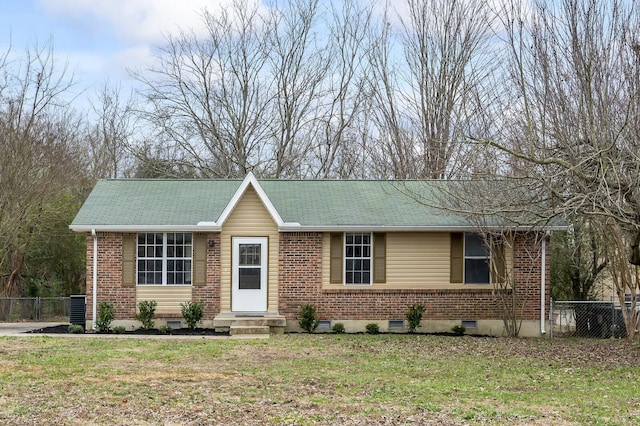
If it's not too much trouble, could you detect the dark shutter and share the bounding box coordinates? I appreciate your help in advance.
[373,233,386,283]
[450,233,464,284]
[122,234,136,287]
[491,237,506,285]
[330,233,343,284]
[193,233,207,286]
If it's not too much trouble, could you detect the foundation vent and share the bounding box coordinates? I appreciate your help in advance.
[388,320,405,330]
[461,320,478,329]
[166,320,182,330]
[317,320,332,330]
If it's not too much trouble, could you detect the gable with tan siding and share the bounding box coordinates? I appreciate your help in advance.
[219,185,279,313]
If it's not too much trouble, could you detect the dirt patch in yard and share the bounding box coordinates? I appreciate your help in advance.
[0,334,638,425]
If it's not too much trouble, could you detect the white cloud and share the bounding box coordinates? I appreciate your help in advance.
[36,0,235,44]
[113,45,156,75]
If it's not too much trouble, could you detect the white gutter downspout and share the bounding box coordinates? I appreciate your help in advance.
[91,229,98,331]
[540,234,548,335]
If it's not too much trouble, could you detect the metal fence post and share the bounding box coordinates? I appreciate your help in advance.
[609,301,616,338]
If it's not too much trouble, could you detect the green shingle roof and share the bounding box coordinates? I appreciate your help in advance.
[260,180,453,226]
[72,179,240,227]
[70,176,561,231]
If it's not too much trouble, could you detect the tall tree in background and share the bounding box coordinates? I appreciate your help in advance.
[264,0,328,177]
[550,218,608,301]
[486,0,640,337]
[311,0,373,178]
[86,82,137,179]
[134,0,273,178]
[0,42,87,296]
[134,0,375,179]
[367,0,494,178]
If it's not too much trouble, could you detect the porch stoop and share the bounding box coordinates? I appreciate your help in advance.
[213,313,286,335]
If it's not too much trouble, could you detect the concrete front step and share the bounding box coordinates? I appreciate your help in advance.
[230,325,270,336]
[213,314,286,334]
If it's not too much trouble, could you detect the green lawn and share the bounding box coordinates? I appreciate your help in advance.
[0,334,638,425]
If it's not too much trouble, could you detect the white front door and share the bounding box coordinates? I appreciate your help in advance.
[232,237,268,312]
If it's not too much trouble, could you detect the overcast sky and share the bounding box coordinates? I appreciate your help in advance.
[0,0,499,103]
[0,0,232,97]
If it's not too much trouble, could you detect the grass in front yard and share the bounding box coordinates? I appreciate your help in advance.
[0,334,638,425]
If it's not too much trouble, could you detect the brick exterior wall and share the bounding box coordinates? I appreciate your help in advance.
[86,232,222,322]
[513,232,550,320]
[85,232,136,321]
[278,231,549,322]
[87,230,549,325]
[278,232,324,316]
[192,232,221,319]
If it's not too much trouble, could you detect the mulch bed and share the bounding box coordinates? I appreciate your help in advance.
[27,324,228,336]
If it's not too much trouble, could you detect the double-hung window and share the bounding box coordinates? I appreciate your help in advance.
[345,233,371,285]
[330,232,385,285]
[464,233,490,284]
[137,233,192,285]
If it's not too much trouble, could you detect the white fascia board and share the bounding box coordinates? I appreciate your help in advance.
[277,225,478,232]
[69,224,222,233]
[70,223,567,233]
[216,171,285,227]
[277,225,569,232]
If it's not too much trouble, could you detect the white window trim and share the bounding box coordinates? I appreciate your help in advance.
[463,233,491,285]
[343,232,373,286]
[137,232,193,286]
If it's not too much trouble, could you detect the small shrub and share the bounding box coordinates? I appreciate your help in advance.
[136,300,157,329]
[158,325,173,335]
[68,324,84,334]
[181,301,204,330]
[406,304,425,333]
[298,304,319,333]
[366,323,380,334]
[452,325,466,336]
[96,301,115,333]
[332,323,345,334]
[112,326,126,334]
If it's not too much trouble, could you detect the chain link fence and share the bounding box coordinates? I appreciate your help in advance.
[550,300,627,338]
[0,297,71,322]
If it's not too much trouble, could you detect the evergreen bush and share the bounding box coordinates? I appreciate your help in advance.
[406,304,425,333]
[181,301,204,330]
[366,323,380,334]
[136,300,157,329]
[96,301,115,333]
[298,304,319,333]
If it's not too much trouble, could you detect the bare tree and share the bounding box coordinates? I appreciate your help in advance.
[86,82,137,178]
[134,0,378,179]
[263,0,330,177]
[0,42,86,296]
[482,0,640,338]
[133,0,273,178]
[367,0,494,178]
[310,0,374,178]
[550,217,608,301]
[436,180,551,336]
